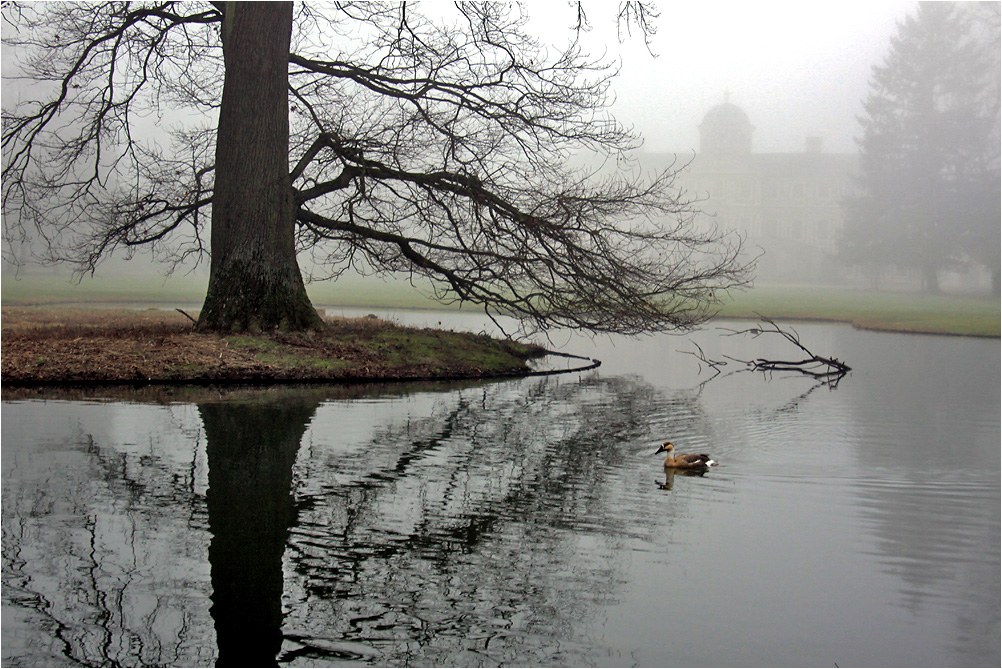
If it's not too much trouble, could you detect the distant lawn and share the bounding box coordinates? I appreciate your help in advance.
[717,285,1000,337]
[0,272,446,310]
[3,273,998,337]
[1,273,209,305]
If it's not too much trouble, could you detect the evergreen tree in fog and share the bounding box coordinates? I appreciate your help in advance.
[841,2,1000,293]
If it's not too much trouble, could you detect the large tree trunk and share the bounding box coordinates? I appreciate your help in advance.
[198,2,323,332]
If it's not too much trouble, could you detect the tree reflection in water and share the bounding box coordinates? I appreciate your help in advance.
[1,396,216,667]
[201,396,319,667]
[2,375,705,666]
[280,375,703,665]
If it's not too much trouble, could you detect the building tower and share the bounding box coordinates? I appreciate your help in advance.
[697,99,754,156]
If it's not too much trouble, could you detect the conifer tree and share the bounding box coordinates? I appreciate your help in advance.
[841,2,999,293]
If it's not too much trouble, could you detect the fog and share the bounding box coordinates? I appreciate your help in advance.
[535,1,914,155]
[533,1,997,291]
[3,1,996,296]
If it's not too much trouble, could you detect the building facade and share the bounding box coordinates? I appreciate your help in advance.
[646,102,857,284]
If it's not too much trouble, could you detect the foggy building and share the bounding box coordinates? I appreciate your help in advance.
[646,101,857,284]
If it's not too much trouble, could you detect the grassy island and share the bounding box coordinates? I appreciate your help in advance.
[1,307,547,386]
[1,280,997,387]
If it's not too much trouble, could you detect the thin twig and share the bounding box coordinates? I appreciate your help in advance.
[176,308,198,325]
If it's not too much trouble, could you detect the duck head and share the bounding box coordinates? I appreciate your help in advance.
[654,441,674,455]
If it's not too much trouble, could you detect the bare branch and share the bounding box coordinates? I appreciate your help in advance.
[2,2,223,271]
[5,2,754,334]
[685,318,851,387]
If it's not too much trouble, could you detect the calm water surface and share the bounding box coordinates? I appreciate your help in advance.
[2,317,999,667]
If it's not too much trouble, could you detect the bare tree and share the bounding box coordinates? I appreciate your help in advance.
[3,2,751,333]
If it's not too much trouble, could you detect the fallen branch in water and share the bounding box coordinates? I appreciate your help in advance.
[722,318,851,376]
[683,317,851,385]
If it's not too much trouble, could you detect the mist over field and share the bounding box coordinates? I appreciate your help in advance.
[3,1,997,300]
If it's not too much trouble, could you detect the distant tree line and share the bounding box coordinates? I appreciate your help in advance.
[840,2,1000,295]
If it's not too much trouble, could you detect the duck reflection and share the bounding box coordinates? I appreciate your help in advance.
[657,467,706,490]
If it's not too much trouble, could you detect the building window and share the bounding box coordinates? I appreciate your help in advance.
[790,220,802,240]
[738,180,752,202]
[818,220,833,245]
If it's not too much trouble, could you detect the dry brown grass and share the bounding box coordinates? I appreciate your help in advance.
[1,307,543,385]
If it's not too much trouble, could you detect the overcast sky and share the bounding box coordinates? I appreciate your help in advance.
[2,1,917,156]
[532,1,917,156]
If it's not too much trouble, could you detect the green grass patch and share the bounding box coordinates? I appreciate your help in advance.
[223,336,350,372]
[1,271,448,310]
[372,329,537,371]
[717,285,999,337]
[223,317,545,378]
[5,273,996,338]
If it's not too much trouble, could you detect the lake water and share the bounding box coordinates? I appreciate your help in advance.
[2,315,999,667]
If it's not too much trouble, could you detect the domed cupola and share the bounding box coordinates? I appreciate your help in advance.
[698,100,753,155]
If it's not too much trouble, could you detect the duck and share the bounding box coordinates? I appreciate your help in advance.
[654,441,718,469]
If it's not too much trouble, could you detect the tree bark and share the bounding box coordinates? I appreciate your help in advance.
[198,2,323,332]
